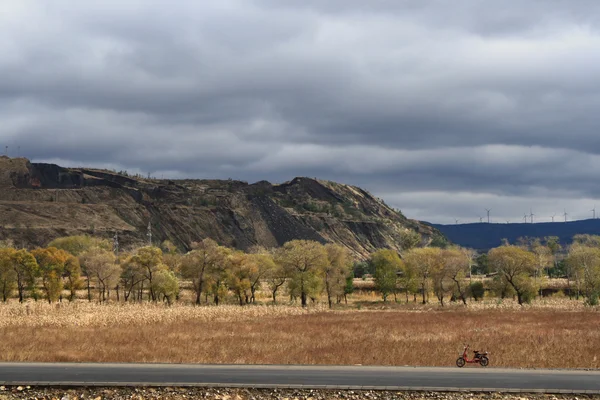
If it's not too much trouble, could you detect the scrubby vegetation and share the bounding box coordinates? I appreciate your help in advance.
[0,234,599,307]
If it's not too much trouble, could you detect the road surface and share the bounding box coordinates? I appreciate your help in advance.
[1,363,599,394]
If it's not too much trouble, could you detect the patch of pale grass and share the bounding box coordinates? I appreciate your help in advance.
[0,301,329,328]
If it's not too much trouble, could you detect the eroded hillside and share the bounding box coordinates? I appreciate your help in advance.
[0,157,444,258]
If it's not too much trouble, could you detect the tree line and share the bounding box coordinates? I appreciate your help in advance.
[1,233,600,306]
[368,235,600,306]
[0,237,353,307]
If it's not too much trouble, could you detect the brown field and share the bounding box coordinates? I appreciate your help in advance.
[0,299,599,369]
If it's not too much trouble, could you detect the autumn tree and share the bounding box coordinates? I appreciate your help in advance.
[398,256,418,303]
[127,246,168,301]
[120,252,146,302]
[531,240,552,297]
[9,249,38,303]
[323,244,352,308]
[399,229,421,252]
[0,247,17,302]
[246,247,276,303]
[488,245,537,305]
[32,247,81,303]
[265,259,287,304]
[276,240,327,307]
[427,248,449,306]
[371,249,402,302]
[444,247,470,305]
[48,235,111,256]
[161,240,182,273]
[80,248,120,303]
[227,251,252,305]
[206,246,233,305]
[180,239,224,305]
[404,247,444,304]
[49,235,111,301]
[152,269,179,305]
[566,243,600,300]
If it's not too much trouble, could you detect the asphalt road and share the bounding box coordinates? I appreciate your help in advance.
[1,363,600,394]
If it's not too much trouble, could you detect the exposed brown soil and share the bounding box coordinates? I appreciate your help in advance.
[0,157,441,258]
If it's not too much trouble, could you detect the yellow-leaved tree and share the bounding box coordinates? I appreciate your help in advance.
[276,240,327,307]
[488,245,536,305]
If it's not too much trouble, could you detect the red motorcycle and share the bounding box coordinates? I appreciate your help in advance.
[456,344,489,367]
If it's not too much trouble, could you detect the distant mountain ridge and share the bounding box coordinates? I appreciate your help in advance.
[0,156,443,258]
[431,219,600,250]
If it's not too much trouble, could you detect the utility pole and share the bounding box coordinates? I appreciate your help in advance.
[113,231,119,262]
[147,221,152,246]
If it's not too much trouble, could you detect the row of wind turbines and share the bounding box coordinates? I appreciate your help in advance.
[454,207,599,225]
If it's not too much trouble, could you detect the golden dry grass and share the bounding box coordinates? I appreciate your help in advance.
[1,300,599,368]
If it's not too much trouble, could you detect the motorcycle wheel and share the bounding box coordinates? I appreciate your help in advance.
[456,357,466,368]
[479,356,489,367]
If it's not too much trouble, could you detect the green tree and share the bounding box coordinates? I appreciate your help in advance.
[488,245,537,305]
[276,240,327,307]
[371,249,403,302]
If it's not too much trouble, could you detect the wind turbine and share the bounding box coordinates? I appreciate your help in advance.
[485,208,491,223]
[564,209,568,223]
[523,214,528,223]
[455,219,460,225]
[529,208,535,224]
[477,215,483,223]
[551,214,556,223]
[592,206,596,220]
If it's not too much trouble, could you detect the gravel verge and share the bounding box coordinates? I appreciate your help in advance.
[2,386,600,400]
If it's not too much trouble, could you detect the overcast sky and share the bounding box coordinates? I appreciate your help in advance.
[3,1,600,224]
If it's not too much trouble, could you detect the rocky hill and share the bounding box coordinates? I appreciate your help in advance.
[0,157,443,258]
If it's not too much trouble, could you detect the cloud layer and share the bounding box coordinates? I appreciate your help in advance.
[2,1,600,223]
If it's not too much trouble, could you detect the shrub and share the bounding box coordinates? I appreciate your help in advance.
[469,281,485,301]
[586,292,599,307]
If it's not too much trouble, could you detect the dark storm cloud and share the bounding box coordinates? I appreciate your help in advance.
[2,0,600,223]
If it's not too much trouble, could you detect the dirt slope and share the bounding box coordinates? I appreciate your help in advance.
[0,157,443,258]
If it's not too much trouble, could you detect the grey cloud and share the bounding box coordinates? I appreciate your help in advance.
[2,0,600,223]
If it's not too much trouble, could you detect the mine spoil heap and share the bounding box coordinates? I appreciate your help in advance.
[0,156,442,258]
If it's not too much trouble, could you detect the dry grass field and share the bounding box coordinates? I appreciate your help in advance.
[0,299,599,369]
